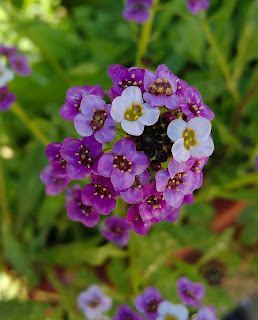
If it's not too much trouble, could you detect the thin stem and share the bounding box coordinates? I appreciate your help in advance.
[200,12,239,103]
[11,103,50,146]
[0,159,11,227]
[135,0,160,68]
[116,127,128,138]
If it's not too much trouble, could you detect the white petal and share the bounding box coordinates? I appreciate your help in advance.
[121,119,144,136]
[190,136,214,158]
[121,86,143,105]
[169,305,188,320]
[111,96,130,122]
[0,67,14,86]
[167,119,187,141]
[188,117,211,142]
[158,301,174,316]
[172,138,190,162]
[139,103,160,125]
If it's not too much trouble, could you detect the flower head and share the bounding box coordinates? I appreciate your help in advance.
[111,86,160,136]
[102,216,131,247]
[77,285,112,320]
[0,63,14,87]
[9,55,31,76]
[113,305,143,320]
[167,117,214,162]
[0,45,17,57]
[143,65,182,110]
[156,159,197,208]
[60,85,103,121]
[74,94,117,143]
[187,0,209,15]
[134,287,164,320]
[123,0,153,24]
[177,277,205,307]
[82,174,120,215]
[157,301,188,320]
[40,165,70,195]
[195,306,219,320]
[108,65,145,97]
[61,136,103,180]
[0,86,16,111]
[66,185,100,227]
[97,138,149,191]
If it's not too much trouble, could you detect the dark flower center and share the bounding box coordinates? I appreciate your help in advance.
[91,108,107,132]
[110,225,124,235]
[94,183,112,198]
[132,176,142,189]
[191,160,202,173]
[74,97,82,113]
[146,195,164,209]
[145,299,160,313]
[77,145,94,168]
[132,1,146,11]
[166,173,186,191]
[88,298,99,308]
[0,89,8,101]
[113,155,132,173]
[187,99,203,116]
[183,289,195,298]
[56,153,67,169]
[78,201,93,216]
[123,316,133,320]
[118,74,143,90]
[148,78,172,96]
[15,60,23,70]
[52,176,64,185]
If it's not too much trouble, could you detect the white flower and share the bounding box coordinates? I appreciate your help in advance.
[111,86,160,136]
[157,301,188,320]
[167,117,214,162]
[0,63,14,87]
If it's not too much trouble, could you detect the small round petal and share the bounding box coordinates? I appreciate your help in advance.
[122,86,143,104]
[74,114,93,136]
[158,301,188,320]
[111,168,135,190]
[94,125,116,143]
[190,136,214,158]
[121,119,144,136]
[112,138,136,160]
[188,117,211,142]
[167,119,187,141]
[121,186,143,204]
[172,138,191,162]
[139,103,160,126]
[164,188,184,208]
[66,163,91,180]
[97,153,114,177]
[130,152,149,175]
[80,94,106,114]
[155,170,170,192]
[93,196,116,215]
[111,96,131,122]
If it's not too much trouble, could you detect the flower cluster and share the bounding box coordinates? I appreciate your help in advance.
[0,44,31,111]
[41,63,214,237]
[77,278,219,320]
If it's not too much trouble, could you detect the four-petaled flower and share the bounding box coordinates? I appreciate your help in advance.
[9,55,31,76]
[102,216,131,247]
[40,165,70,196]
[195,306,219,320]
[177,277,205,307]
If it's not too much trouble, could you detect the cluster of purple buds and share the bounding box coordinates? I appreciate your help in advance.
[77,278,219,320]
[0,44,31,111]
[41,63,214,238]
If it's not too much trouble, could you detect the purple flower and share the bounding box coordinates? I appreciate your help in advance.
[0,45,17,57]
[0,86,16,111]
[82,174,120,215]
[113,305,143,320]
[40,165,70,195]
[97,138,149,191]
[256,155,258,172]
[177,277,205,307]
[167,118,214,162]
[187,0,209,15]
[126,203,156,235]
[65,185,100,227]
[45,137,73,178]
[155,159,197,208]
[134,287,164,320]
[60,136,103,180]
[190,156,209,189]
[60,85,103,121]
[123,0,153,24]
[195,306,219,320]
[120,170,151,204]
[143,65,182,110]
[9,55,31,76]
[139,182,177,222]
[77,285,112,320]
[111,86,160,136]
[108,64,145,97]
[74,94,117,143]
[102,216,131,247]
[157,301,188,320]
[180,87,214,121]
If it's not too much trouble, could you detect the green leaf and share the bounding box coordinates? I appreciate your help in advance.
[0,301,48,320]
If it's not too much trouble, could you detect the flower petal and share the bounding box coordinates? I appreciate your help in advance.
[139,103,160,125]
[188,117,211,142]
[190,136,214,158]
[167,119,187,141]
[111,168,135,191]
[97,153,114,177]
[74,113,93,137]
[172,138,190,162]
[121,119,144,136]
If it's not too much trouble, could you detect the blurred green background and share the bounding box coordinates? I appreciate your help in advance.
[0,0,257,319]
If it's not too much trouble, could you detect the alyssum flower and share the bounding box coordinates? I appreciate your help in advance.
[102,216,131,247]
[123,0,153,24]
[177,277,205,307]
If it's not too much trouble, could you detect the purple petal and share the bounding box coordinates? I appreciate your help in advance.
[74,113,93,137]
[112,139,136,160]
[121,186,143,204]
[94,125,116,143]
[163,188,184,208]
[66,163,91,180]
[93,195,116,215]
[155,170,170,192]
[131,152,149,175]
[111,168,135,190]
[97,153,114,177]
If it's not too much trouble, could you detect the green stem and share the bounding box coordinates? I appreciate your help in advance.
[200,12,239,103]
[0,159,11,227]
[135,0,160,67]
[116,127,128,138]
[11,103,50,146]
[128,232,141,295]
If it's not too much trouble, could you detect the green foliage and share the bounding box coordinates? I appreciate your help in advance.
[0,301,48,320]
